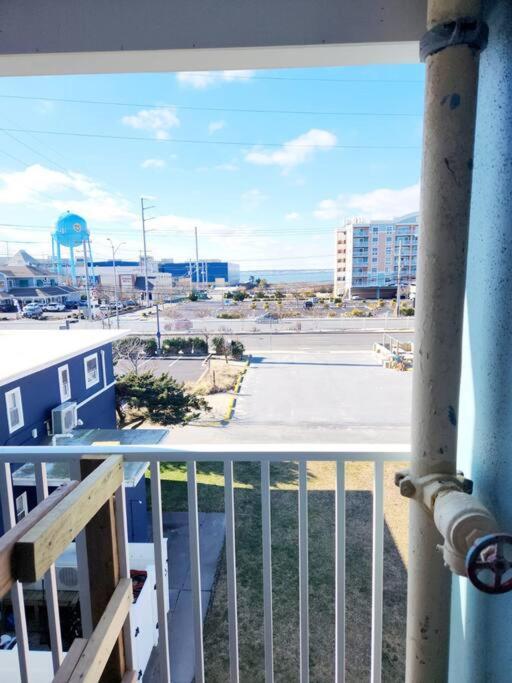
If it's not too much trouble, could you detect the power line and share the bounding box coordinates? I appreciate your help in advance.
[175,74,422,85]
[0,126,420,151]
[1,129,69,174]
[0,94,422,119]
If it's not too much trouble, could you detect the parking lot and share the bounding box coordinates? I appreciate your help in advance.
[115,356,207,384]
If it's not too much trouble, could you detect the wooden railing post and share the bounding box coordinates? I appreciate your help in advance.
[81,456,125,683]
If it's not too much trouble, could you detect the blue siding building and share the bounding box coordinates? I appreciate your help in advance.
[159,260,240,284]
[0,330,123,446]
[0,330,151,541]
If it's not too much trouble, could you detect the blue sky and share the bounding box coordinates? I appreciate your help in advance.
[0,63,424,270]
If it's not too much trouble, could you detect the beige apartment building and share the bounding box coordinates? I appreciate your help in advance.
[334,212,419,298]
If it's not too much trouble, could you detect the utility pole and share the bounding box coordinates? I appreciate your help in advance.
[107,239,125,329]
[396,240,402,318]
[140,197,155,307]
[82,240,92,321]
[194,226,200,290]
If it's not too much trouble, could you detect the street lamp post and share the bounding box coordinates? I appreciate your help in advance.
[155,302,162,355]
[107,239,126,330]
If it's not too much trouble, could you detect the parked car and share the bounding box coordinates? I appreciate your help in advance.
[109,301,123,310]
[124,300,137,307]
[22,303,44,318]
[64,301,78,310]
[99,304,110,313]
[44,302,66,312]
[0,302,17,313]
[304,300,314,309]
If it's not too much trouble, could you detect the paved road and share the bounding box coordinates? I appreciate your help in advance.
[116,357,206,383]
[231,331,413,352]
[171,348,412,445]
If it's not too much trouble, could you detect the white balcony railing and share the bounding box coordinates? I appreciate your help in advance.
[0,444,410,683]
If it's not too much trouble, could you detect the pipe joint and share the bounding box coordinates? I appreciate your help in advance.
[396,469,512,592]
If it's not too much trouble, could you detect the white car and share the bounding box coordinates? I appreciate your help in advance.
[44,302,65,312]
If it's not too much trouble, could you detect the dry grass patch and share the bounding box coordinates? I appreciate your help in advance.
[187,358,246,395]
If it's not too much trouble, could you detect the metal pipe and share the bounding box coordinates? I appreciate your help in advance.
[141,197,150,307]
[406,0,483,679]
[82,240,92,321]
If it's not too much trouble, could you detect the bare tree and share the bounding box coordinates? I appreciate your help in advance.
[113,336,147,375]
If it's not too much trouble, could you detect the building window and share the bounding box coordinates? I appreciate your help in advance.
[15,492,28,521]
[5,387,24,433]
[58,364,72,402]
[84,353,100,389]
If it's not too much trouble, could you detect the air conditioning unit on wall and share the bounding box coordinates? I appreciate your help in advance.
[51,401,78,434]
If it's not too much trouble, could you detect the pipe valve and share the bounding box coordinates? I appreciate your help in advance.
[466,534,512,594]
[396,469,512,594]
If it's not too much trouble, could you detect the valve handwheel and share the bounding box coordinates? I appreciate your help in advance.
[466,534,512,594]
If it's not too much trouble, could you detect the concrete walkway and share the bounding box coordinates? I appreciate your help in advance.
[144,512,226,683]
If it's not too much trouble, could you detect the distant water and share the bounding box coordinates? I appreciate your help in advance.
[240,269,333,284]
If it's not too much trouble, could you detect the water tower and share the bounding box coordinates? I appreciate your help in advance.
[52,211,95,286]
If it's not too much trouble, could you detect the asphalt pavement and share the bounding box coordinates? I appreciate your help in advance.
[171,346,412,446]
[116,356,206,383]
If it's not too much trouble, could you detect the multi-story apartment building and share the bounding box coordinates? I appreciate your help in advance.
[334,212,419,298]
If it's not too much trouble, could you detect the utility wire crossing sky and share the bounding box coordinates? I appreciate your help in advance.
[0,64,424,269]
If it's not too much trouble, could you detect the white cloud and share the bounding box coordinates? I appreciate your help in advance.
[141,158,166,169]
[35,100,55,115]
[176,70,254,89]
[208,120,226,134]
[121,108,180,139]
[245,129,337,171]
[0,164,137,224]
[215,162,239,172]
[314,182,420,222]
[285,212,300,221]
[241,188,267,209]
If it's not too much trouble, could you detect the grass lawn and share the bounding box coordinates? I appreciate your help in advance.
[156,459,409,682]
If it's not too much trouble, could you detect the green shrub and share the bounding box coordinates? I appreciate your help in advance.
[217,312,242,319]
[400,305,415,317]
[346,308,367,317]
[145,338,158,356]
[212,336,227,355]
[230,340,245,360]
[161,336,208,355]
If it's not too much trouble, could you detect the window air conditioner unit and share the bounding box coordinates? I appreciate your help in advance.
[51,401,78,435]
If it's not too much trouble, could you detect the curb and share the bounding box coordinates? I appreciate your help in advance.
[222,356,252,423]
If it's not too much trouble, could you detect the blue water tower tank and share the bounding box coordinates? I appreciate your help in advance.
[53,211,89,248]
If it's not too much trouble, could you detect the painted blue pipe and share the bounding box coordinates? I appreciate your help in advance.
[450,1,512,680]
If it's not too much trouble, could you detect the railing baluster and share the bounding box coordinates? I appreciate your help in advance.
[0,462,30,683]
[298,460,309,683]
[261,460,274,683]
[187,460,205,683]
[34,462,63,672]
[224,459,239,683]
[371,460,384,683]
[114,481,135,672]
[335,460,346,683]
[150,460,171,683]
[69,459,93,638]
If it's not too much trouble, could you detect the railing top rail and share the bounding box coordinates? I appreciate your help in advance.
[0,443,411,463]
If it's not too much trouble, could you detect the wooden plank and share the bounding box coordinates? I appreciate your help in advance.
[53,638,88,683]
[69,578,133,683]
[0,481,78,598]
[120,673,137,683]
[14,456,123,582]
[81,457,125,682]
